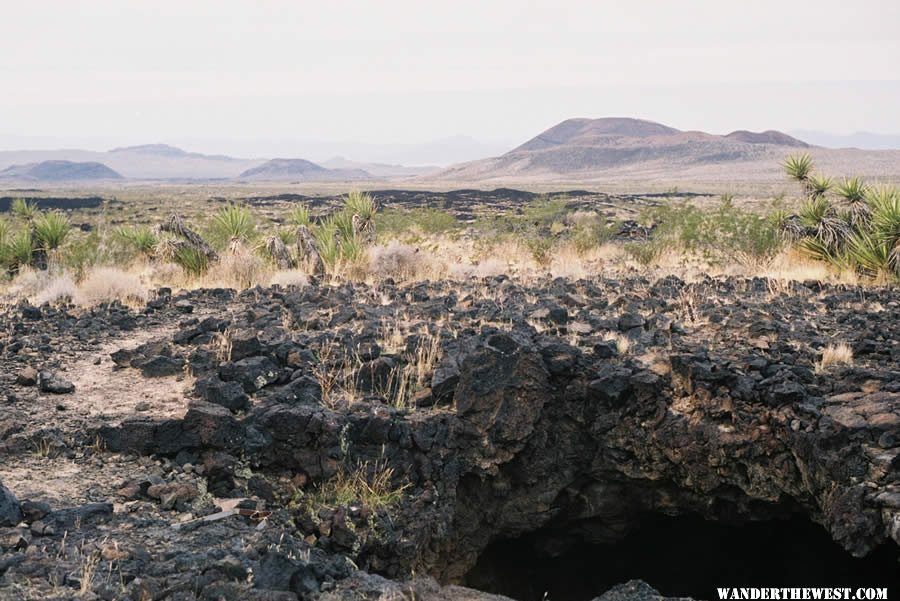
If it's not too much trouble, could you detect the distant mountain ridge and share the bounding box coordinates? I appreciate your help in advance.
[435,117,900,182]
[108,143,237,162]
[0,160,122,182]
[238,158,373,182]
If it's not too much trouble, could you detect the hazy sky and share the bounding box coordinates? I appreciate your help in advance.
[2,0,899,157]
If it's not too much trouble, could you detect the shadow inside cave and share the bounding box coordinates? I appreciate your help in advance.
[464,513,899,601]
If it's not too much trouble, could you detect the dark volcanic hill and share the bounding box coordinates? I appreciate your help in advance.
[0,160,123,182]
[435,117,900,182]
[237,158,373,182]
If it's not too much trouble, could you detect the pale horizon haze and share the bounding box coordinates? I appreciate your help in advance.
[2,0,899,163]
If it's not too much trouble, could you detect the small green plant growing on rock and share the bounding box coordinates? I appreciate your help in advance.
[302,457,410,512]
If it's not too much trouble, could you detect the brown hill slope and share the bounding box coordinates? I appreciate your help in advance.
[435,118,900,183]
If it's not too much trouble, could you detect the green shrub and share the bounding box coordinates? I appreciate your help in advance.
[636,200,783,266]
[572,218,619,254]
[522,195,569,226]
[624,241,663,265]
[376,208,459,239]
[525,236,554,265]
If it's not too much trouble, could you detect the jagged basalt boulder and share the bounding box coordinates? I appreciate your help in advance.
[195,376,251,412]
[220,356,282,392]
[0,480,21,527]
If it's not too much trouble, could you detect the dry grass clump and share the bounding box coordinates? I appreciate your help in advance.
[308,458,410,511]
[75,267,148,306]
[4,266,147,307]
[369,241,424,280]
[604,332,632,355]
[204,244,268,289]
[269,269,309,288]
[816,342,854,373]
[33,274,77,305]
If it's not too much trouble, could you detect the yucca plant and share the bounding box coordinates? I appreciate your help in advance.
[836,176,870,228]
[33,211,71,251]
[11,198,39,221]
[783,153,814,197]
[113,226,158,256]
[208,204,256,248]
[867,186,900,275]
[7,230,34,268]
[344,191,376,221]
[287,205,311,227]
[339,234,366,264]
[798,196,851,252]
[312,217,341,269]
[807,174,833,199]
[835,176,867,204]
[275,228,295,245]
[344,191,377,242]
[769,209,803,241]
[173,245,210,276]
[846,230,893,280]
[332,211,356,244]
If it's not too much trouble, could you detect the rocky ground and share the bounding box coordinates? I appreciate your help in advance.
[0,274,898,600]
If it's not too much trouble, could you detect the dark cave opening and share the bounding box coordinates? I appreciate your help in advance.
[464,514,899,601]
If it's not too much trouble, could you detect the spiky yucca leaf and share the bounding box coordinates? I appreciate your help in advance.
[340,235,365,263]
[868,186,900,241]
[287,205,311,227]
[866,187,900,274]
[846,230,894,279]
[11,198,38,221]
[275,228,295,245]
[783,153,814,191]
[343,191,376,221]
[835,176,870,229]
[209,204,256,248]
[798,197,851,250]
[769,209,804,241]
[113,226,158,256]
[798,196,832,226]
[7,230,34,266]
[312,218,341,268]
[807,174,833,199]
[33,211,71,250]
[173,245,209,276]
[835,176,867,203]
